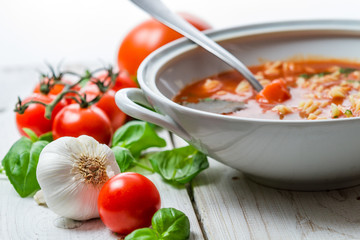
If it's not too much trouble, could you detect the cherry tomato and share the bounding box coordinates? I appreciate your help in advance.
[16,93,67,137]
[34,78,81,105]
[112,71,137,91]
[81,84,127,131]
[117,13,211,76]
[92,71,137,91]
[98,172,161,235]
[33,77,77,95]
[52,104,112,145]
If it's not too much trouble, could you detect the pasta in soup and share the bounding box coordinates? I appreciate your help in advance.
[173,60,360,120]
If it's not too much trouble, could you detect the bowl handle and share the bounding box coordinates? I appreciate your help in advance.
[115,88,191,141]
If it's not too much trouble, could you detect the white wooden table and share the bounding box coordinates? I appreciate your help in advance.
[2,68,360,240]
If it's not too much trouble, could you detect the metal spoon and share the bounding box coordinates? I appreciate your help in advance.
[129,0,263,92]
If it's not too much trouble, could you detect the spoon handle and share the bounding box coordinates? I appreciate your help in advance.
[129,0,263,92]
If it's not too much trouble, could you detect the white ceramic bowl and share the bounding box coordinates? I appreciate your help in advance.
[115,20,360,191]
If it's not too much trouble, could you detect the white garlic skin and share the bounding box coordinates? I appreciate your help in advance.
[37,135,120,221]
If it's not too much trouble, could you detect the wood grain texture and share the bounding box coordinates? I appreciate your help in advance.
[145,130,205,240]
[0,68,204,240]
[173,135,360,240]
[0,179,115,239]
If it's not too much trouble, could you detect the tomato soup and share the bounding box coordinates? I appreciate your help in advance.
[173,60,360,120]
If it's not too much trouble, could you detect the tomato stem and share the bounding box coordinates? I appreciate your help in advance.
[46,63,57,78]
[38,78,51,95]
[37,63,67,94]
[44,88,84,118]
[90,67,118,93]
[14,97,48,114]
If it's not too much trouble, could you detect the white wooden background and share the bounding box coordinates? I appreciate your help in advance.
[2,68,360,240]
[2,0,360,68]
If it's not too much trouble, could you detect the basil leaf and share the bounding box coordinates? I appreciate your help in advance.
[22,128,53,142]
[112,146,135,172]
[125,228,159,240]
[112,121,166,158]
[149,145,209,184]
[152,208,190,240]
[1,137,48,197]
[125,208,190,240]
[125,153,154,174]
[38,132,53,142]
[183,99,245,114]
[340,67,357,75]
[299,72,331,79]
[22,128,38,142]
[316,72,330,77]
[299,73,311,79]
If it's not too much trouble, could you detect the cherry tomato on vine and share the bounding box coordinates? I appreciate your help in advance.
[98,172,161,235]
[117,13,211,76]
[52,104,112,145]
[112,71,137,91]
[81,84,127,131]
[34,77,81,105]
[33,78,77,95]
[92,71,137,91]
[16,93,67,137]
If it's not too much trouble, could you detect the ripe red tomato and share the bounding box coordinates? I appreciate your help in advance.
[33,78,77,95]
[112,71,137,91]
[117,13,211,76]
[16,93,67,137]
[34,78,81,105]
[52,104,113,145]
[92,71,137,91]
[81,84,127,131]
[98,172,161,234]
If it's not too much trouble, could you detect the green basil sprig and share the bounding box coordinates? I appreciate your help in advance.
[111,122,208,185]
[339,67,357,75]
[112,146,154,173]
[2,129,50,197]
[149,145,209,184]
[111,146,135,172]
[125,208,190,240]
[112,121,166,158]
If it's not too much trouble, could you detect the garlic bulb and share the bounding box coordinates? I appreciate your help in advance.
[37,135,120,221]
[34,190,46,205]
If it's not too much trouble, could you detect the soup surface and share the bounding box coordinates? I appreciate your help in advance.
[173,60,360,120]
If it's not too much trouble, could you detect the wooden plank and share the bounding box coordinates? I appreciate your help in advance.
[0,178,115,239]
[173,135,360,240]
[0,68,204,240]
[145,130,205,240]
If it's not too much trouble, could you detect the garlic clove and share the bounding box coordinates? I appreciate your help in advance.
[34,190,46,206]
[37,135,120,221]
